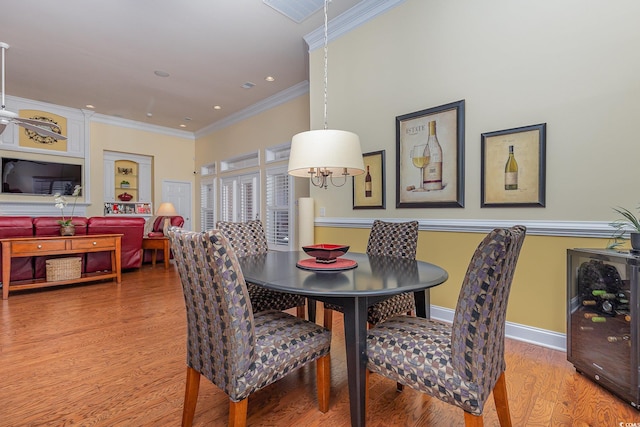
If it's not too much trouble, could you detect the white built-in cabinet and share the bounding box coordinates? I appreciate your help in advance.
[103,151,152,216]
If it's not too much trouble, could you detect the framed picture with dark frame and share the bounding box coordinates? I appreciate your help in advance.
[481,123,546,207]
[396,100,465,208]
[353,150,385,209]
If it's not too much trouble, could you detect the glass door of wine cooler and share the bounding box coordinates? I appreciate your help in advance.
[567,248,639,408]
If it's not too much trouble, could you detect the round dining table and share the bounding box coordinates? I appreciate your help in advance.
[237,251,448,427]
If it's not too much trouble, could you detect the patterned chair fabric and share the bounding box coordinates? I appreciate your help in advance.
[168,227,332,426]
[325,220,419,326]
[217,220,307,314]
[366,226,526,424]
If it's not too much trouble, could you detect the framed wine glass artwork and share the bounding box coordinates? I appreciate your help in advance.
[481,123,546,207]
[353,150,385,209]
[396,100,465,208]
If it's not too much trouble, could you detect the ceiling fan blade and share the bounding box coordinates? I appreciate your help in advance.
[14,116,62,128]
[16,121,68,140]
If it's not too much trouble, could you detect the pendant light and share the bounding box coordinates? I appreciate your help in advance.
[287,0,364,189]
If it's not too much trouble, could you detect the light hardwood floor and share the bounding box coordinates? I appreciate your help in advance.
[0,264,638,426]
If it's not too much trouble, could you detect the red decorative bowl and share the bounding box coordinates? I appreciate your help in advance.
[302,244,350,264]
[118,192,133,201]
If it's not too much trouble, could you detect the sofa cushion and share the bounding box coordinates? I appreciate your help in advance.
[152,215,185,234]
[86,217,145,271]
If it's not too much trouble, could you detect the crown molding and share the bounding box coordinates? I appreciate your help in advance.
[304,0,407,51]
[91,113,194,139]
[195,81,310,138]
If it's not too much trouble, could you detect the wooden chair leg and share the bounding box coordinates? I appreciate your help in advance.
[296,305,305,319]
[181,367,201,427]
[316,354,331,412]
[323,307,333,331]
[229,398,248,427]
[493,372,513,427]
[464,411,484,427]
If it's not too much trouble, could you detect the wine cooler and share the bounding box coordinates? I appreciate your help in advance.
[567,248,639,408]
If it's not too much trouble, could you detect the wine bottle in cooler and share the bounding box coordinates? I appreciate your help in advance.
[504,145,518,190]
[364,165,372,197]
[424,121,443,190]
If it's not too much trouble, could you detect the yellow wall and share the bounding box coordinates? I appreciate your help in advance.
[317,226,611,333]
[301,0,640,337]
[193,94,310,228]
[308,0,640,219]
[88,122,195,217]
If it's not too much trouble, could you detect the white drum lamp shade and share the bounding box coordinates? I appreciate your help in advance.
[288,129,365,177]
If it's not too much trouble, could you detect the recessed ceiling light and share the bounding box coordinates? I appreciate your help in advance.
[241,82,256,89]
[213,105,222,110]
[184,117,192,121]
[265,76,275,82]
[154,70,170,77]
[146,112,153,118]
[179,124,187,128]
[85,104,95,109]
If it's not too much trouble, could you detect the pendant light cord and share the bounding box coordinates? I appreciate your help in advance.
[1,44,6,109]
[323,0,329,131]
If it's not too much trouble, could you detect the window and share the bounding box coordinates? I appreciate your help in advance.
[200,163,216,176]
[265,166,291,251]
[220,172,259,222]
[265,142,291,163]
[219,151,259,172]
[200,175,216,231]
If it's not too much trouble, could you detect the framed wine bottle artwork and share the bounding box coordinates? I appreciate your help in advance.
[353,150,385,209]
[481,123,546,207]
[396,100,465,208]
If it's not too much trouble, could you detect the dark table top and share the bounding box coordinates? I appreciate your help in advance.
[238,251,448,298]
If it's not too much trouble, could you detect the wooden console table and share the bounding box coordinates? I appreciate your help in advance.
[1,234,122,300]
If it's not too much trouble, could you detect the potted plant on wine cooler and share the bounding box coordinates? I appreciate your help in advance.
[609,206,640,250]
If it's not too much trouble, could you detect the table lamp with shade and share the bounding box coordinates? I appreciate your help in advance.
[156,202,177,235]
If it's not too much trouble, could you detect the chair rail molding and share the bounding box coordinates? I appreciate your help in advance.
[314,217,614,239]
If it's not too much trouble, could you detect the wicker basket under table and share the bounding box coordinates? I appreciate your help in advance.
[46,257,82,282]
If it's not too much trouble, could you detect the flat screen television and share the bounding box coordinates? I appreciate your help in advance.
[2,157,82,196]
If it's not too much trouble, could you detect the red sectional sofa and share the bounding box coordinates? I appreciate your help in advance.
[86,217,146,273]
[0,216,146,284]
[0,216,36,282]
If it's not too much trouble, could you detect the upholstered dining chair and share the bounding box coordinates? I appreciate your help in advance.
[217,220,307,318]
[168,227,332,427]
[366,225,526,426]
[323,219,419,330]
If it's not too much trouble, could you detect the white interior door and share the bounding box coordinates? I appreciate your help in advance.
[162,180,192,230]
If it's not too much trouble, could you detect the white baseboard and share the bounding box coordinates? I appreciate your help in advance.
[430,305,567,352]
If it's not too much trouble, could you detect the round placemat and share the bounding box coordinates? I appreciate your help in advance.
[296,257,358,272]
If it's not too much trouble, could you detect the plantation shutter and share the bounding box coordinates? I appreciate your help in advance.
[265,166,290,250]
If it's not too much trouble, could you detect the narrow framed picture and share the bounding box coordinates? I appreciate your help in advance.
[481,123,546,207]
[396,100,465,208]
[353,150,385,209]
